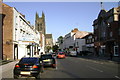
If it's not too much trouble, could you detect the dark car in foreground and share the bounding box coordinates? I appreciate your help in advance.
[41,54,56,68]
[13,57,44,79]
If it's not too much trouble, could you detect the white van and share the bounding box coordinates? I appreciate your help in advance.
[69,51,77,56]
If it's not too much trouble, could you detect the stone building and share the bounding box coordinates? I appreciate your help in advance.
[35,12,46,35]
[35,12,46,54]
[45,34,53,52]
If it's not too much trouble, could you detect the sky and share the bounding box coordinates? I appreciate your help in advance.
[4,2,118,41]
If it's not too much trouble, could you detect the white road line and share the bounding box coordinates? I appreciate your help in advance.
[115,76,120,79]
[56,59,58,70]
[86,66,103,72]
[79,58,105,65]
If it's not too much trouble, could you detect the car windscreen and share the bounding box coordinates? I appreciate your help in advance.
[41,55,53,59]
[19,58,39,64]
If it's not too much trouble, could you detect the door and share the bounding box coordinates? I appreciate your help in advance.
[114,46,119,56]
[14,44,18,60]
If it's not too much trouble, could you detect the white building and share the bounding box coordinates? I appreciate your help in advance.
[13,8,41,59]
[60,28,89,53]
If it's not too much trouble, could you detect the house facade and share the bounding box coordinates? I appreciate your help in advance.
[60,28,89,53]
[82,33,95,54]
[1,3,41,60]
[93,7,120,57]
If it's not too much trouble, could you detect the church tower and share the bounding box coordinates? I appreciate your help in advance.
[35,12,46,35]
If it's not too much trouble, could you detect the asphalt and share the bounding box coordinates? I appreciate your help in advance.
[0,55,119,66]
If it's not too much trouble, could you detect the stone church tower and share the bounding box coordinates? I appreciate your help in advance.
[35,12,46,53]
[35,12,46,35]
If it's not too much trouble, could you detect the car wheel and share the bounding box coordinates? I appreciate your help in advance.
[41,66,44,73]
[14,75,19,79]
[35,73,40,79]
[52,64,56,68]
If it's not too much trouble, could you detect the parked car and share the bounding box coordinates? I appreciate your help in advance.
[80,51,93,56]
[51,52,58,58]
[69,51,77,56]
[13,57,44,79]
[41,54,56,68]
[57,52,66,59]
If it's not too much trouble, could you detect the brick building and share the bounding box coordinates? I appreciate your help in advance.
[93,6,120,57]
[1,3,41,60]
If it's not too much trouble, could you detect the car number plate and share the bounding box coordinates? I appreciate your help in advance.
[43,59,50,62]
[20,71,30,75]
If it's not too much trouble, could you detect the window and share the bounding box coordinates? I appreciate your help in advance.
[94,25,98,30]
[108,23,110,27]
[114,46,119,56]
[103,32,106,37]
[23,22,24,25]
[92,38,94,42]
[110,32,113,37]
[20,29,22,33]
[95,36,97,41]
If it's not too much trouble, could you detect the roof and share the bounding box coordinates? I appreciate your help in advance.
[74,31,90,39]
[81,33,94,39]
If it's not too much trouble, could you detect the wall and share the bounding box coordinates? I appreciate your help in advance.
[2,3,14,60]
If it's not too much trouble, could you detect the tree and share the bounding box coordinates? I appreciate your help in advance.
[52,45,59,52]
[57,36,63,44]
[46,46,51,52]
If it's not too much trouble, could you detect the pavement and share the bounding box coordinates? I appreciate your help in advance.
[77,55,120,64]
[0,60,13,66]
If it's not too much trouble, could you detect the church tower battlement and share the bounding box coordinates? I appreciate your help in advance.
[35,12,46,35]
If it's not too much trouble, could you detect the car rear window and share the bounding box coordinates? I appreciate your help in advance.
[58,53,64,55]
[19,58,39,63]
[41,55,53,59]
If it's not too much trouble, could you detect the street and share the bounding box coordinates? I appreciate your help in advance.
[1,56,120,79]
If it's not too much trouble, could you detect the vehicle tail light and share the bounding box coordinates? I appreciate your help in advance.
[53,64,56,67]
[24,64,28,65]
[15,65,20,68]
[32,65,38,68]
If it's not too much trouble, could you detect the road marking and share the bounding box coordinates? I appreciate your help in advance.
[115,76,120,79]
[86,66,103,72]
[79,58,105,65]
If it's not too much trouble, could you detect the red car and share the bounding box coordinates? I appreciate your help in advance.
[57,52,66,59]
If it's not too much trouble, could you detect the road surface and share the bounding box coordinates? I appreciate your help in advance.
[1,56,120,79]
